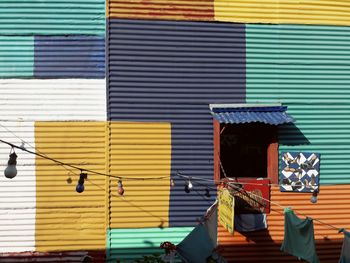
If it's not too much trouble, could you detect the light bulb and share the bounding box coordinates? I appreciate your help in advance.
[76,183,85,193]
[170,179,175,187]
[184,179,193,193]
[76,172,87,193]
[117,180,124,195]
[204,188,211,198]
[187,180,193,190]
[4,152,17,179]
[310,190,318,203]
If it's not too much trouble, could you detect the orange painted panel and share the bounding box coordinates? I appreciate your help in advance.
[218,185,350,262]
[108,0,214,21]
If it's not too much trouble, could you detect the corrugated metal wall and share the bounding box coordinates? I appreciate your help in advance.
[34,36,105,78]
[0,0,105,35]
[108,0,214,21]
[0,36,34,78]
[214,0,350,26]
[0,79,106,121]
[246,24,350,185]
[108,227,193,262]
[108,18,245,227]
[35,122,108,252]
[218,185,350,262]
[0,122,36,253]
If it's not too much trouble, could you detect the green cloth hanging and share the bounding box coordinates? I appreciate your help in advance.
[281,208,320,263]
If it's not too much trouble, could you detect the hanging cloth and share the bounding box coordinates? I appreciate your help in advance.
[176,224,215,263]
[339,229,350,263]
[281,208,320,263]
[204,200,218,247]
[234,213,267,232]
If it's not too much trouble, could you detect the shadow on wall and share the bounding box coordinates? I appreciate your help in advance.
[279,123,310,146]
[218,231,343,263]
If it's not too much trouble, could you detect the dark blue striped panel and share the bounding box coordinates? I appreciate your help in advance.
[34,36,105,78]
[108,19,246,227]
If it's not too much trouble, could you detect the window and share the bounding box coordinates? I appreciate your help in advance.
[214,120,278,184]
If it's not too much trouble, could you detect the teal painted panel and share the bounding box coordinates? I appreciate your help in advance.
[246,24,350,185]
[0,0,105,35]
[107,227,193,262]
[0,36,34,77]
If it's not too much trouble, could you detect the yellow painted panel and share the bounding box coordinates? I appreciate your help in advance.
[215,0,350,26]
[35,122,107,252]
[108,0,214,21]
[109,122,171,228]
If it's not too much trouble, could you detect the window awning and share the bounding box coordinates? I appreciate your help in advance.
[209,104,295,125]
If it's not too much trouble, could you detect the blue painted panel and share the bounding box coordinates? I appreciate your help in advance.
[108,19,246,227]
[34,36,105,78]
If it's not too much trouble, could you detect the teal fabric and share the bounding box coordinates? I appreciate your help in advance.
[177,224,215,263]
[339,230,350,263]
[281,208,320,263]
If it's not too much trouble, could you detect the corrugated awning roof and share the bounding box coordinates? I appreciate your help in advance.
[209,104,295,125]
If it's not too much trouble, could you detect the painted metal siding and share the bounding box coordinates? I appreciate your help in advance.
[0,79,106,121]
[109,122,172,229]
[34,36,105,78]
[0,0,105,35]
[246,24,350,185]
[0,36,34,78]
[0,122,36,253]
[108,18,246,227]
[35,121,108,252]
[218,185,350,262]
[108,0,214,21]
[214,0,350,26]
[107,227,193,262]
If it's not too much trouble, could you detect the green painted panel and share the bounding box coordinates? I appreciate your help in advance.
[246,24,350,185]
[0,0,105,35]
[107,227,193,262]
[0,36,34,77]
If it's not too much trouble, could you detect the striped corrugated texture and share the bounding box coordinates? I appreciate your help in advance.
[108,18,245,226]
[0,36,33,78]
[218,185,350,262]
[35,122,108,252]
[214,0,350,26]
[107,227,193,262]
[0,122,36,253]
[246,24,350,185]
[0,0,105,35]
[0,79,106,121]
[108,0,214,21]
[34,36,105,78]
[109,122,171,229]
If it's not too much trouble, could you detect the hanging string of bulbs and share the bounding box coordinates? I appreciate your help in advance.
[0,137,346,232]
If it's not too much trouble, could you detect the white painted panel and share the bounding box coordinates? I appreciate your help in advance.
[0,79,107,121]
[0,122,35,252]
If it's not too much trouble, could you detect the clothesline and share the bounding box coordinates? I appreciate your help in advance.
[175,172,344,233]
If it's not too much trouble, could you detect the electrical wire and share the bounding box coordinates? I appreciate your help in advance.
[0,139,171,181]
[0,130,344,232]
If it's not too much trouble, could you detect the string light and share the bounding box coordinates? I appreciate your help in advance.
[4,148,17,179]
[184,179,193,193]
[204,188,211,198]
[310,190,318,204]
[0,136,344,232]
[170,178,175,187]
[117,180,124,196]
[76,171,87,193]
